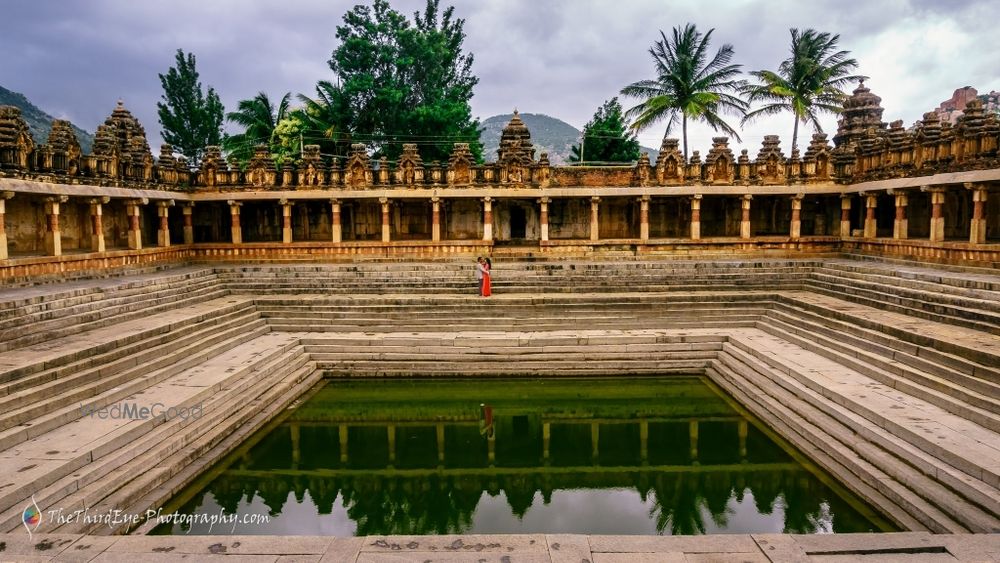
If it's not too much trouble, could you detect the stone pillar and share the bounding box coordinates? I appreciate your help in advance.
[640,420,649,464]
[590,196,600,241]
[387,425,396,465]
[482,197,493,242]
[740,195,752,239]
[125,199,146,250]
[689,419,699,462]
[280,199,293,244]
[339,425,349,464]
[591,422,600,461]
[436,423,446,464]
[87,197,108,252]
[228,200,242,244]
[156,200,174,247]
[840,195,852,237]
[542,422,551,462]
[0,192,12,260]
[790,194,803,240]
[926,186,946,242]
[539,197,550,242]
[970,184,988,244]
[291,423,300,469]
[331,199,342,243]
[690,195,702,240]
[893,191,908,240]
[639,195,650,242]
[45,196,69,256]
[431,197,441,242]
[181,203,194,244]
[863,192,878,238]
[380,197,391,243]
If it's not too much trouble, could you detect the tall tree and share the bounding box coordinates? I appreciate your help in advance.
[569,98,641,163]
[328,0,482,162]
[293,80,354,159]
[620,24,748,160]
[741,28,865,152]
[156,49,224,165]
[223,91,291,166]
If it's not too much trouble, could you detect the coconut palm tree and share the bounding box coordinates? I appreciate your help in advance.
[741,28,865,152]
[223,91,291,166]
[295,80,353,158]
[621,23,748,160]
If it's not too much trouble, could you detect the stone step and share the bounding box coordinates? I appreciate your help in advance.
[761,309,1000,413]
[0,314,267,434]
[37,352,316,535]
[0,296,257,386]
[271,319,758,333]
[721,336,1000,520]
[263,310,768,325]
[0,322,270,452]
[805,279,1000,335]
[319,358,713,376]
[717,345,1000,533]
[708,356,962,533]
[811,271,1000,316]
[0,332,303,521]
[832,256,1000,292]
[816,263,1000,301]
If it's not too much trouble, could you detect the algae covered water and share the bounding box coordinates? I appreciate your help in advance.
[152,377,892,535]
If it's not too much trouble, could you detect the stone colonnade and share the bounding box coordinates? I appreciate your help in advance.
[0,182,995,258]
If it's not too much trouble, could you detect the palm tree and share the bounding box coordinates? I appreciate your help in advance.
[621,23,748,160]
[295,80,353,158]
[223,91,291,166]
[741,28,865,152]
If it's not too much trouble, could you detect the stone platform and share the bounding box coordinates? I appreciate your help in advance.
[0,532,998,562]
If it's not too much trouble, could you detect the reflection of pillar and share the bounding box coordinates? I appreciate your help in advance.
[380,197,391,242]
[542,422,551,462]
[157,200,174,247]
[926,186,946,242]
[690,195,702,240]
[863,192,877,238]
[738,419,748,461]
[740,194,752,239]
[228,200,242,244]
[281,199,293,244]
[387,424,396,465]
[639,195,650,241]
[840,194,852,237]
[331,199,342,243]
[431,197,441,242]
[482,196,493,242]
[436,423,445,464]
[182,203,194,244]
[640,420,649,464]
[591,422,600,461]
[44,196,66,256]
[590,197,600,241]
[339,424,349,464]
[0,192,10,260]
[291,423,300,469]
[969,184,988,244]
[538,197,549,242]
[127,198,145,250]
[89,197,107,252]
[892,191,908,239]
[689,420,699,463]
[488,433,496,465]
[789,194,803,240]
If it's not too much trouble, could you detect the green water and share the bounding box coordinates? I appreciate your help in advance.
[151,377,893,535]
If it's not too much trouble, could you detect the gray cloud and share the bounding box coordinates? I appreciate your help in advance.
[2,0,997,155]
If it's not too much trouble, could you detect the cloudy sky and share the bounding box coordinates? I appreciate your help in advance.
[2,0,997,156]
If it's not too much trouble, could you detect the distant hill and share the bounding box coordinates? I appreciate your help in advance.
[0,85,94,154]
[480,113,657,165]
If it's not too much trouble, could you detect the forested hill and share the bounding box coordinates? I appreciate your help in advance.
[480,112,658,164]
[0,85,94,154]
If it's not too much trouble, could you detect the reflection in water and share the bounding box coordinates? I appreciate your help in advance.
[152,378,892,535]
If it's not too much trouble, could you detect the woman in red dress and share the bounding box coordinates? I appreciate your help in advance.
[481,257,492,297]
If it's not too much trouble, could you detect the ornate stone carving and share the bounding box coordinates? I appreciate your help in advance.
[446,143,472,185]
[802,133,832,182]
[0,106,35,171]
[704,137,735,184]
[299,145,325,187]
[246,145,277,188]
[345,144,372,188]
[497,111,535,184]
[42,119,82,175]
[654,138,684,185]
[754,135,786,185]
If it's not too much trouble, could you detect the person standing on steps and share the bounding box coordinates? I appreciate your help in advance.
[482,257,492,297]
[475,256,485,296]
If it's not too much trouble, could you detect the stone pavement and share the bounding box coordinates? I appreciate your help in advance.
[0,532,998,562]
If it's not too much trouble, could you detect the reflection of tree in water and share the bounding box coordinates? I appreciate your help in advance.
[340,474,482,535]
[648,473,707,535]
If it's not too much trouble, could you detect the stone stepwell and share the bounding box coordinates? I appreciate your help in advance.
[0,256,997,538]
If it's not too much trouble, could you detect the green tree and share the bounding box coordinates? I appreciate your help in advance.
[222,91,291,167]
[293,80,354,159]
[620,24,747,160]
[156,49,224,165]
[328,0,482,162]
[569,98,641,163]
[741,28,865,152]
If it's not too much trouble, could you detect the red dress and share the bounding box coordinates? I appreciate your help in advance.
[482,264,492,297]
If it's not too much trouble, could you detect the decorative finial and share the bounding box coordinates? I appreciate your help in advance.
[116,99,125,108]
[513,108,519,116]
